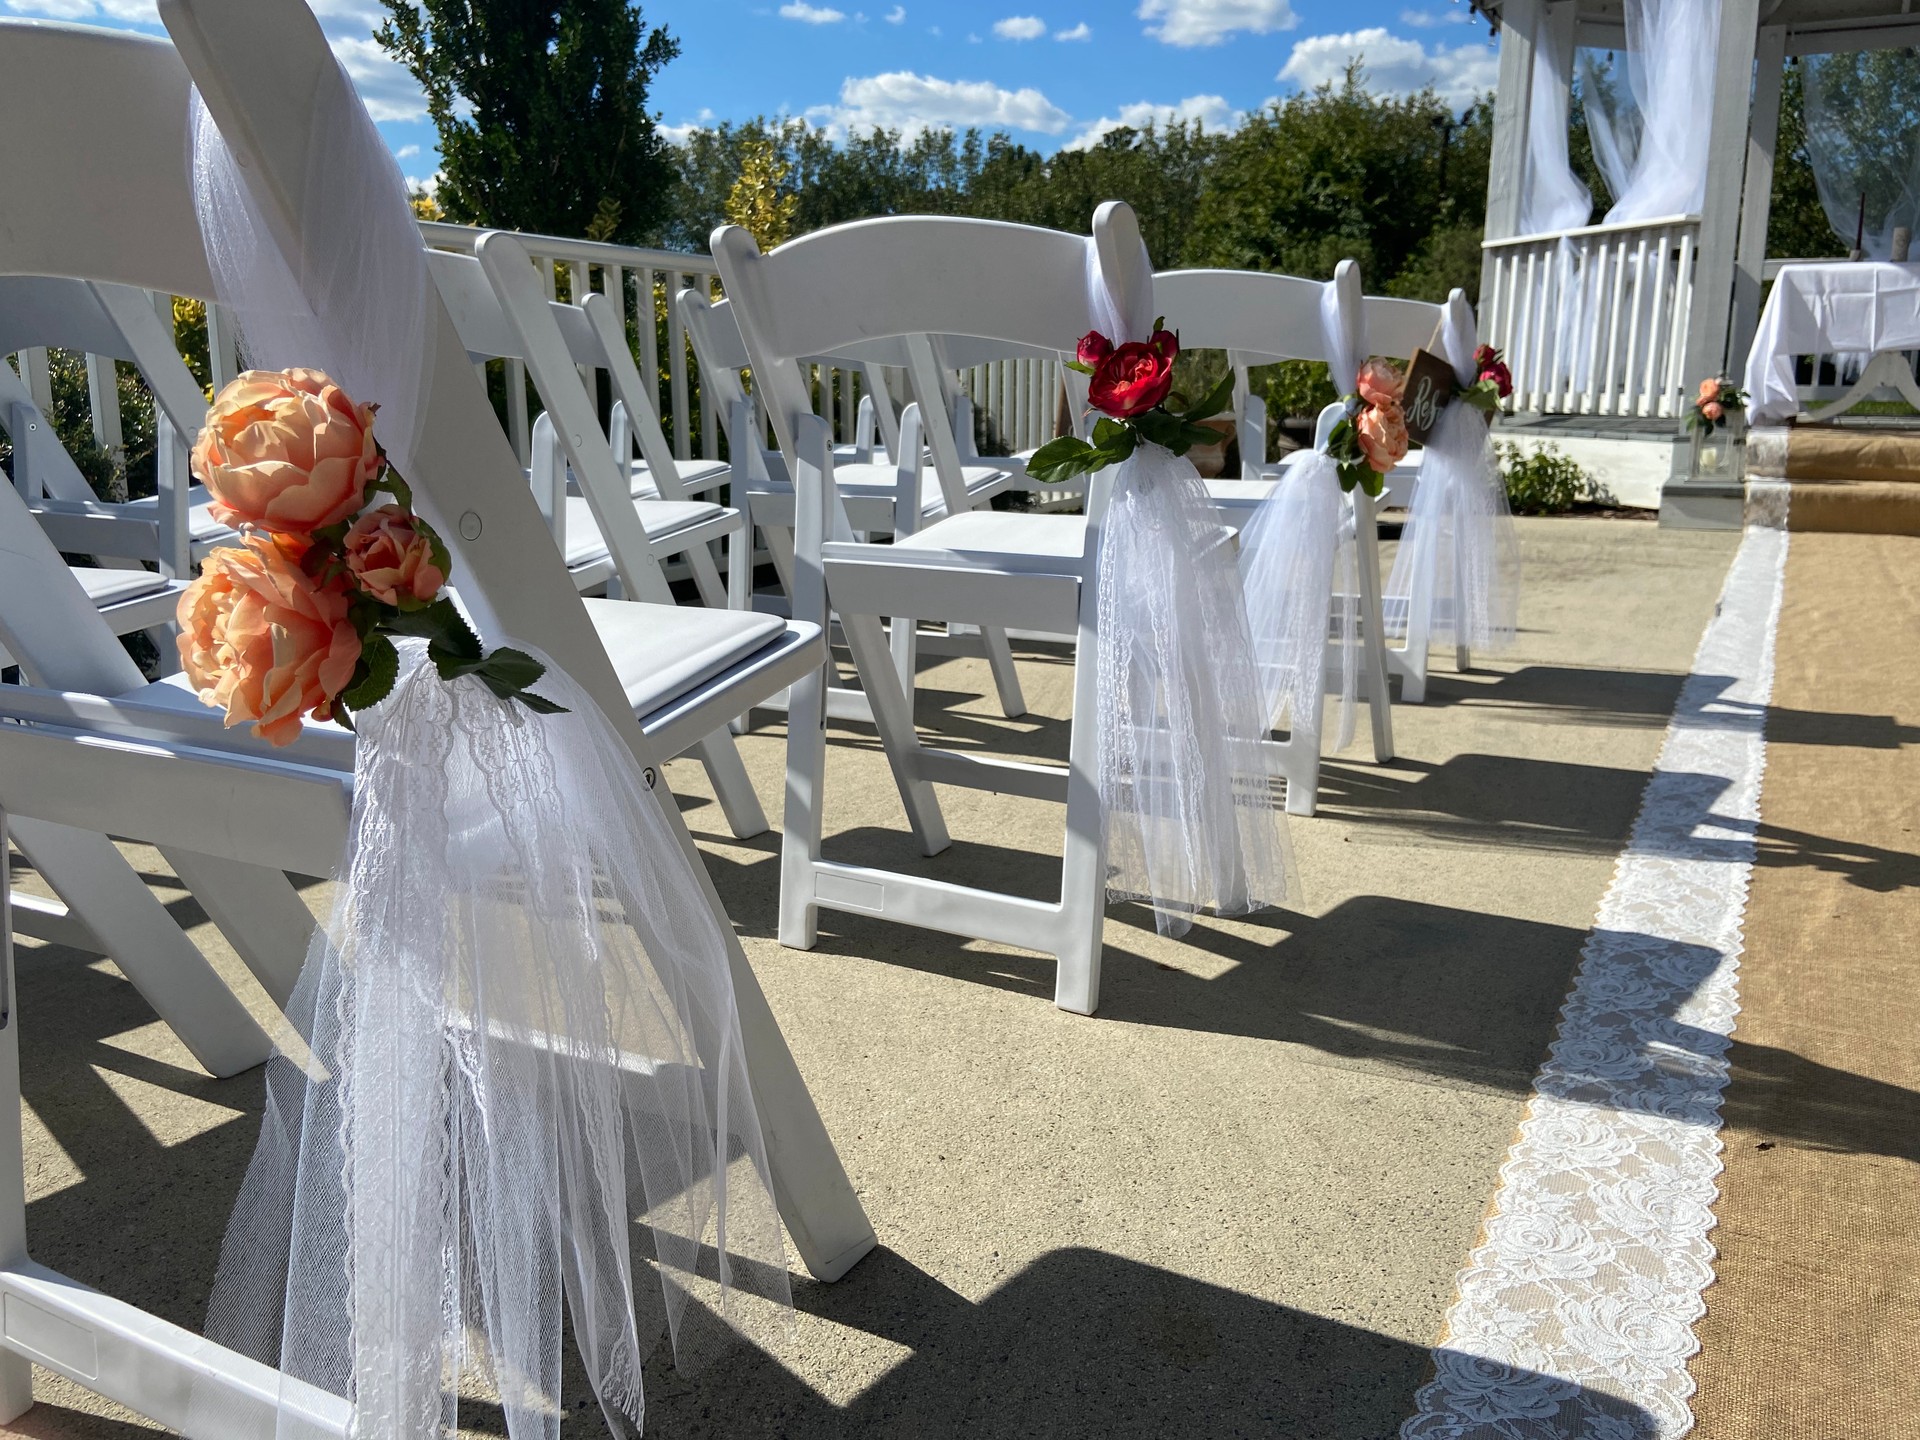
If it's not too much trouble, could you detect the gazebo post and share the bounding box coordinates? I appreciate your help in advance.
[1730,24,1789,378]
[1682,0,1764,387]
[1479,0,1543,314]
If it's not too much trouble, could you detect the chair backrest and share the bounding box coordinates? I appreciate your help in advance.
[434,235,677,605]
[1152,267,1330,366]
[1364,293,1447,364]
[715,204,1144,518]
[144,1,639,735]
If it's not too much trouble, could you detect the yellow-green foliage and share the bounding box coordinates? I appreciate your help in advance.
[724,134,798,250]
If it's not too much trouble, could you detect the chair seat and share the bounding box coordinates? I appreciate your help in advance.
[73,566,173,606]
[124,602,791,752]
[560,496,731,569]
[582,598,789,717]
[885,510,1090,573]
[117,487,235,542]
[627,456,732,499]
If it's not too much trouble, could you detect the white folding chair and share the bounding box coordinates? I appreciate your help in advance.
[0,13,872,1430]
[717,203,1189,1016]
[1366,289,1480,702]
[0,276,234,580]
[1152,264,1397,806]
[679,289,1029,721]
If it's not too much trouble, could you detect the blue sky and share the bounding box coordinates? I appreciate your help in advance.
[7,0,1498,191]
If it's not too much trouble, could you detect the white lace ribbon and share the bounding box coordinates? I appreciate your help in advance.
[1235,273,1365,749]
[1384,297,1519,657]
[184,62,791,1438]
[1085,240,1294,934]
[1404,524,1786,1439]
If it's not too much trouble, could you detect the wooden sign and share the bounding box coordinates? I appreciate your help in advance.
[1400,347,1456,446]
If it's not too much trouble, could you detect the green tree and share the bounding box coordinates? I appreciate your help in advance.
[378,1,680,244]
[1187,67,1492,301]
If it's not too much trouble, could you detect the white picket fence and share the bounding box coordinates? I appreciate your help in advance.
[1482,214,1700,418]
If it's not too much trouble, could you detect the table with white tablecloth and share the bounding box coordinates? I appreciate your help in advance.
[1745,261,1920,421]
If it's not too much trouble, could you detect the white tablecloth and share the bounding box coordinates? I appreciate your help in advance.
[1745,260,1920,421]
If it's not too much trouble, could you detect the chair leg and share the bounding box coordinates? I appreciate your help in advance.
[1456,643,1472,673]
[1281,730,1321,817]
[889,614,919,702]
[779,663,827,950]
[839,613,951,857]
[687,730,769,840]
[7,818,271,1079]
[683,537,729,611]
[1353,492,1396,764]
[979,624,1027,719]
[0,812,38,1423]
[1052,601,1107,1014]
[161,849,316,1010]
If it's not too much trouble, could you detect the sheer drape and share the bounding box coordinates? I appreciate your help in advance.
[1521,28,1591,236]
[185,60,791,1440]
[1800,49,1920,259]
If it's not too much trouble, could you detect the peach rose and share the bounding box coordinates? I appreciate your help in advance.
[192,368,380,534]
[1356,358,1404,409]
[176,533,362,746]
[1701,400,1724,422]
[1356,400,1409,474]
[1698,377,1721,402]
[344,505,446,606]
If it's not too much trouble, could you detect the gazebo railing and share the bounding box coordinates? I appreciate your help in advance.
[1483,214,1700,418]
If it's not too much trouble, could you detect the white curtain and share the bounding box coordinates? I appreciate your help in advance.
[1521,24,1591,236]
[1799,49,1920,259]
[1578,0,1723,225]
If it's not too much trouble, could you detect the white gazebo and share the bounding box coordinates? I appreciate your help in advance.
[1473,0,1920,440]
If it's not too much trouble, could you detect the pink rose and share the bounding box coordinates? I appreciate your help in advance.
[1701,400,1724,422]
[1356,358,1404,408]
[192,368,381,534]
[344,505,447,606]
[1356,400,1409,474]
[1076,331,1115,368]
[1481,359,1514,399]
[176,532,362,746]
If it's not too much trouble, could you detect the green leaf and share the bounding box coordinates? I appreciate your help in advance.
[477,647,549,693]
[340,632,400,713]
[1180,368,1236,422]
[516,691,569,715]
[1089,416,1129,448]
[383,596,483,661]
[374,469,414,511]
[1064,359,1095,376]
[1131,408,1194,452]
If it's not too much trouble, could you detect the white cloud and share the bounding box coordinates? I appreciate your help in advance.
[886,4,906,19]
[1056,21,1092,40]
[992,15,1045,39]
[406,170,442,197]
[329,34,428,122]
[1400,5,1472,25]
[1278,27,1496,104]
[395,143,421,160]
[780,1,846,22]
[809,71,1070,136]
[1067,94,1240,149]
[1,0,159,23]
[1138,0,1297,47]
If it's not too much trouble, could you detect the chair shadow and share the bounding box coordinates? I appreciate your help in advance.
[570,1246,1659,1440]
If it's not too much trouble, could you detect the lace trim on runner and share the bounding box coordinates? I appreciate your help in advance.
[1403,519,1789,1440]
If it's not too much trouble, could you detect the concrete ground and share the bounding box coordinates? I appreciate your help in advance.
[4,516,1739,1438]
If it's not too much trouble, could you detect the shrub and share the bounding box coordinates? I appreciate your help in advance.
[1499,441,1594,514]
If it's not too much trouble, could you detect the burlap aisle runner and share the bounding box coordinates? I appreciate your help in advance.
[1402,524,1787,1439]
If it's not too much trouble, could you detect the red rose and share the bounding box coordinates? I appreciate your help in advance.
[1088,340,1176,418]
[1077,331,1114,367]
[1481,360,1513,399]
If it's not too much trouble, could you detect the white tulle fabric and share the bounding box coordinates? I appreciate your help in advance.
[1084,240,1293,934]
[1236,273,1363,750]
[1385,300,1519,657]
[1404,523,1785,1440]
[184,61,790,1439]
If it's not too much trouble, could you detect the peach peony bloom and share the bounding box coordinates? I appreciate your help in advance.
[1356,400,1409,474]
[1701,400,1724,422]
[1356,358,1404,409]
[1699,377,1721,402]
[192,368,380,534]
[344,505,446,606]
[176,533,362,746]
